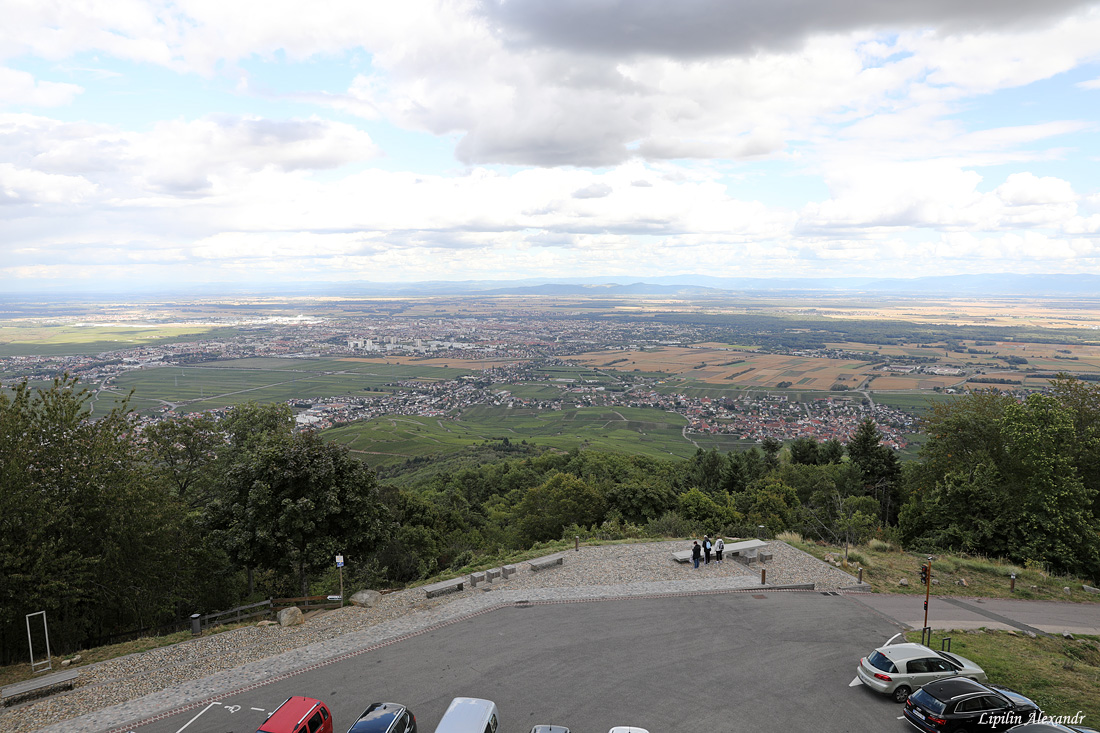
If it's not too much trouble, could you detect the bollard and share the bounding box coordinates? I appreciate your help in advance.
[858,567,863,584]
[760,567,766,585]
[575,535,579,551]
[191,613,201,637]
[1010,573,1016,593]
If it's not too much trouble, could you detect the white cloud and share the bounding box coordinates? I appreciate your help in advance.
[0,163,97,204]
[0,67,83,107]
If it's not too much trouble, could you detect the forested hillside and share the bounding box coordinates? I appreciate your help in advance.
[2,376,1098,664]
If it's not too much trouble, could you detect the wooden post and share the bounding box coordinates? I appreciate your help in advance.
[760,567,766,585]
[575,536,579,551]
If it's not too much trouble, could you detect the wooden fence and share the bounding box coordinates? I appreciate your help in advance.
[198,595,342,632]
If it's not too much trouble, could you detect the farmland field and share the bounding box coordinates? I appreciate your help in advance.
[100,359,478,415]
[572,347,876,389]
[323,405,699,468]
[0,323,230,357]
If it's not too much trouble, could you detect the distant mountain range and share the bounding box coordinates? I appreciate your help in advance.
[6,273,1100,299]
[315,273,1100,298]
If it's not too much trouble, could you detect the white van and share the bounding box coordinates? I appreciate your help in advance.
[433,698,499,733]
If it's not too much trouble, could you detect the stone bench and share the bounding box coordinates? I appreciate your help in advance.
[469,571,487,587]
[502,564,517,578]
[672,539,768,563]
[2,669,79,705]
[528,554,564,572]
[423,577,466,598]
[486,568,501,581]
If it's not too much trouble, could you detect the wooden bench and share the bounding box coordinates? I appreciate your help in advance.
[423,577,466,598]
[2,669,79,705]
[528,554,564,572]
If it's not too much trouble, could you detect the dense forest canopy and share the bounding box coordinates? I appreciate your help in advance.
[1,375,1098,663]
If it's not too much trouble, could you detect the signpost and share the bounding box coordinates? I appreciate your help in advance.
[922,556,933,630]
[336,555,344,608]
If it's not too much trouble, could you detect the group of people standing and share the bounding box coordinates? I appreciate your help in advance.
[690,535,724,568]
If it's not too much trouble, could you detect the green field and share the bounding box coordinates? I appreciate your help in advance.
[323,405,697,468]
[872,391,963,412]
[100,359,476,415]
[0,324,236,357]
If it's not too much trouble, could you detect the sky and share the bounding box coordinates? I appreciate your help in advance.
[2,0,1100,292]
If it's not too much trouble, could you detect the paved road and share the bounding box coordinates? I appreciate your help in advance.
[846,593,1100,635]
[123,592,907,733]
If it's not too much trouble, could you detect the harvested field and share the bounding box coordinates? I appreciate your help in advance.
[571,348,876,389]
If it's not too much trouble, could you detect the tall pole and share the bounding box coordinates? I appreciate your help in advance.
[923,556,932,630]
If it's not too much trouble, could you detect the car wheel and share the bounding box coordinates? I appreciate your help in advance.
[892,686,911,703]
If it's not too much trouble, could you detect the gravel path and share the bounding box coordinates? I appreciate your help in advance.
[6,540,860,733]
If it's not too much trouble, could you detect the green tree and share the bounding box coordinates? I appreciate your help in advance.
[514,473,606,544]
[212,431,385,596]
[0,378,202,662]
[788,437,821,466]
[846,419,901,523]
[142,413,220,506]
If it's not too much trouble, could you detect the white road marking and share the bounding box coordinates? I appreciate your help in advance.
[175,702,221,733]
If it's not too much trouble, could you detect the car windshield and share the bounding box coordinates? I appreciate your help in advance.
[937,652,962,668]
[910,689,946,715]
[868,650,897,673]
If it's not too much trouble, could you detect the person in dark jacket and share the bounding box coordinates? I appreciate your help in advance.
[691,541,701,569]
[703,535,712,565]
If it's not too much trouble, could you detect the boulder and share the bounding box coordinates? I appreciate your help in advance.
[278,607,304,627]
[351,589,382,608]
[1024,630,1037,638]
[955,578,968,587]
[257,619,278,627]
[1064,586,1071,594]
[1083,584,1099,594]
[898,578,909,587]
[931,578,939,586]
[60,659,71,667]
[1063,631,1075,640]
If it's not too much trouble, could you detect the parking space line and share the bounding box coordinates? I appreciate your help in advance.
[174,702,220,733]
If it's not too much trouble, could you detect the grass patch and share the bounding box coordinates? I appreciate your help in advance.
[787,540,1100,603]
[904,628,1100,723]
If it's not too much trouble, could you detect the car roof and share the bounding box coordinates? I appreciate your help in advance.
[920,676,992,701]
[875,642,939,661]
[349,703,407,733]
[436,697,496,732]
[259,697,324,732]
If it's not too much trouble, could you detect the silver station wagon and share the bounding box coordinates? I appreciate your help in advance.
[856,639,987,703]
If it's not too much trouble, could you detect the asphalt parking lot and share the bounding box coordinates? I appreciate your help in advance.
[127,591,908,733]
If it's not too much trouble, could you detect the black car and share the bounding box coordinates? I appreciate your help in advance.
[347,703,417,733]
[903,677,1041,732]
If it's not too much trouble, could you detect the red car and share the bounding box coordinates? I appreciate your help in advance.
[258,696,334,733]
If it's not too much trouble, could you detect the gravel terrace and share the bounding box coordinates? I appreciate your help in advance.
[6,540,860,733]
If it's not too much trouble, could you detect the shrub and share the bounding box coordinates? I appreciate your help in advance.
[867,538,897,553]
[776,530,804,544]
[646,511,700,539]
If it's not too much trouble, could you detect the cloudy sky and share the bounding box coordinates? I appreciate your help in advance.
[3,0,1100,291]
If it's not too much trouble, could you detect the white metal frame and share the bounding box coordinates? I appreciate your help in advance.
[26,611,52,673]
